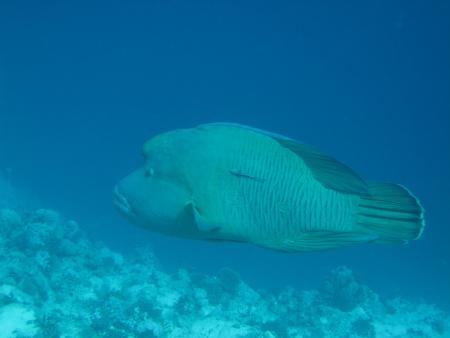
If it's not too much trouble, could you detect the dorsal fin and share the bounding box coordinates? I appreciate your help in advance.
[274,138,369,196]
[197,123,369,196]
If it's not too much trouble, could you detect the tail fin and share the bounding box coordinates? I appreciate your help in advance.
[356,182,425,244]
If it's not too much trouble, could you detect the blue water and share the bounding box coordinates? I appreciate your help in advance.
[0,0,449,311]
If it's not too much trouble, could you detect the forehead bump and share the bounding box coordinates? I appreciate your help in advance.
[142,134,169,157]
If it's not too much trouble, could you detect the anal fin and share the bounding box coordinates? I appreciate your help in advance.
[261,231,378,252]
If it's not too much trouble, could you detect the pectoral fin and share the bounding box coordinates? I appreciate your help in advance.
[184,202,222,233]
[181,202,248,243]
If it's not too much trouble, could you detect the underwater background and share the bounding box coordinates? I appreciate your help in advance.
[0,0,449,337]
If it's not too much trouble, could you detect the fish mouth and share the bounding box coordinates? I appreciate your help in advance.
[113,186,135,218]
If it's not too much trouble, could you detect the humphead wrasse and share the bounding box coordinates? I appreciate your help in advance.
[114,123,424,252]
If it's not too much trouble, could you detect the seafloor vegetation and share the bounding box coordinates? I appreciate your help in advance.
[0,207,448,338]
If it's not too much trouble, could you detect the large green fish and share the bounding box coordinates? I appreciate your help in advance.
[114,123,424,252]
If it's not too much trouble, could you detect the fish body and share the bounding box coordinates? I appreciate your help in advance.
[114,123,424,252]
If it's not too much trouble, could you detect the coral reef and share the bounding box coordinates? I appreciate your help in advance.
[0,207,449,338]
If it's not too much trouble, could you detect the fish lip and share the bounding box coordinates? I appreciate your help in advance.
[113,186,135,217]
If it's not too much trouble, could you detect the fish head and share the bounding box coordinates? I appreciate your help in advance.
[114,132,192,235]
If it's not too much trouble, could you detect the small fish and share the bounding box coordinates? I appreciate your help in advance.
[114,123,424,252]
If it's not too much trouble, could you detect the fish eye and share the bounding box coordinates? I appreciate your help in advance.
[145,167,155,177]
